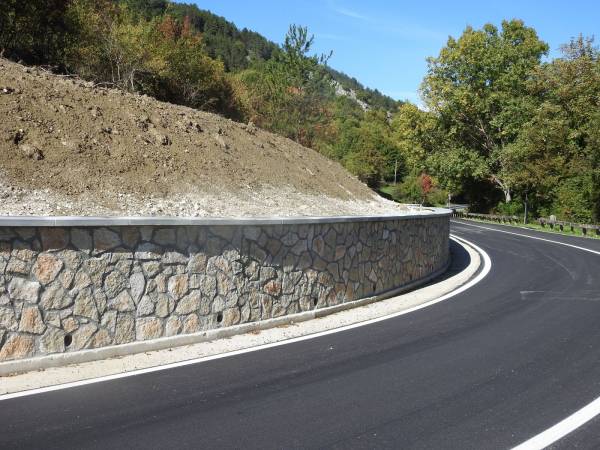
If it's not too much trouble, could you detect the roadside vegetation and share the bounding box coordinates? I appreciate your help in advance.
[1,1,599,222]
[458,216,600,240]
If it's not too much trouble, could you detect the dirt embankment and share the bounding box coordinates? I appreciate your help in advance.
[0,58,404,217]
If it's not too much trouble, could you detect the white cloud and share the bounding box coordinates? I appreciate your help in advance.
[332,6,371,21]
[329,2,446,42]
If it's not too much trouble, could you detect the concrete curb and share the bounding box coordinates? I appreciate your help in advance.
[0,236,472,377]
[0,209,450,227]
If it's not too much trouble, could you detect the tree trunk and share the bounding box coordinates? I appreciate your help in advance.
[491,175,511,203]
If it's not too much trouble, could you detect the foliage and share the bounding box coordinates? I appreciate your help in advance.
[494,200,524,216]
[421,20,549,203]
[414,23,600,222]
[392,173,448,206]
[233,25,335,147]
[0,0,78,65]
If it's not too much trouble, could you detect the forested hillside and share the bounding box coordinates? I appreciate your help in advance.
[1,1,599,221]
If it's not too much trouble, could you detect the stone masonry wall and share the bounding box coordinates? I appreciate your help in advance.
[0,215,449,361]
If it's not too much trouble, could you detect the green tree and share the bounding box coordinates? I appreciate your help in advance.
[338,110,402,188]
[235,25,334,147]
[509,36,600,221]
[0,0,78,66]
[421,20,548,203]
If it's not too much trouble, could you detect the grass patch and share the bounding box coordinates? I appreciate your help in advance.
[379,185,396,196]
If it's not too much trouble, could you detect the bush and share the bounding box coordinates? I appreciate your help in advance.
[494,200,524,217]
[392,173,448,206]
[553,177,593,223]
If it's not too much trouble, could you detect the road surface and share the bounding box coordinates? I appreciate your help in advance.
[2,220,600,449]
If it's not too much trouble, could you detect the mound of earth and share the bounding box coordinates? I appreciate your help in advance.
[0,58,405,217]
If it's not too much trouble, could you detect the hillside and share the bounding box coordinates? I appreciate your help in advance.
[0,58,404,217]
[125,0,400,111]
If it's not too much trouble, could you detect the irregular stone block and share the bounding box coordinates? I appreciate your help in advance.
[155,294,174,318]
[6,258,30,275]
[176,291,201,315]
[129,272,146,303]
[8,278,40,303]
[142,261,161,278]
[135,242,163,260]
[104,270,128,299]
[19,306,45,334]
[71,228,92,251]
[136,317,163,340]
[93,228,121,251]
[162,251,188,265]
[122,228,140,248]
[187,254,207,274]
[91,328,112,348]
[40,327,66,354]
[165,316,183,336]
[0,306,17,331]
[41,228,69,251]
[168,274,188,299]
[32,253,63,285]
[222,307,240,326]
[73,289,99,321]
[114,314,135,344]
[109,290,135,312]
[70,323,97,351]
[0,334,34,360]
[136,295,155,317]
[62,316,79,334]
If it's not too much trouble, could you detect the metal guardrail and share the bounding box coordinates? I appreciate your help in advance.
[452,211,520,224]
[454,211,600,236]
[537,218,600,236]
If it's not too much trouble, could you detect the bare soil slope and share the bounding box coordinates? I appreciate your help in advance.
[0,58,403,217]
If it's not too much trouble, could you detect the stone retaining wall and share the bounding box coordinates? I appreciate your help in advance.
[0,212,449,361]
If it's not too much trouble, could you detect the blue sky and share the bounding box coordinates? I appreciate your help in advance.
[191,1,598,104]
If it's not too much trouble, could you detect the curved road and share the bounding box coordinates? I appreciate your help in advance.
[3,220,600,449]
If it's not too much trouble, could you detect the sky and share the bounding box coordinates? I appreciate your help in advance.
[191,1,599,104]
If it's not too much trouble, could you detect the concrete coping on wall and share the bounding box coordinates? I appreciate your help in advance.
[0,208,451,227]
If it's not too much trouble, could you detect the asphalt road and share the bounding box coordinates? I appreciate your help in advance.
[2,220,600,449]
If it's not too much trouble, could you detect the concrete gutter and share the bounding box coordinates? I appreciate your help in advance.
[0,208,451,227]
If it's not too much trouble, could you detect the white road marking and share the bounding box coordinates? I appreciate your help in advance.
[455,220,600,449]
[512,396,600,450]
[0,235,491,401]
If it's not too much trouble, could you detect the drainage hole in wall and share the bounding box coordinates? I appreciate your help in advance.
[372,283,376,292]
[64,334,72,348]
[216,312,223,323]
[312,298,318,307]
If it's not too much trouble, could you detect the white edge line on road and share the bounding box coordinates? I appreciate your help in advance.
[452,220,600,256]
[454,220,600,449]
[512,396,600,450]
[0,235,491,401]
